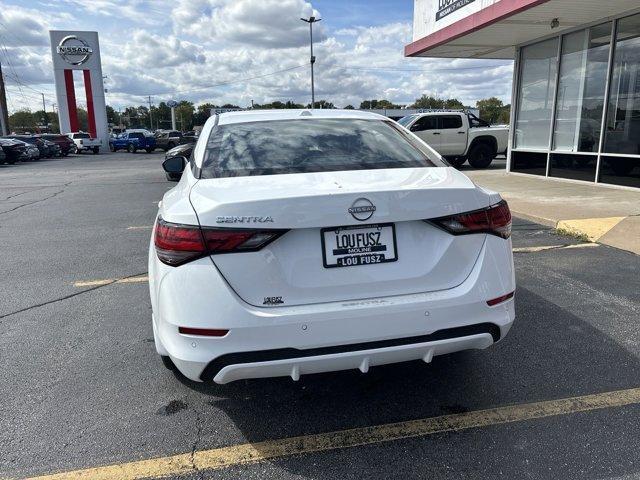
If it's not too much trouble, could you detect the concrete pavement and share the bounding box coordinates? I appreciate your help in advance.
[465,168,640,255]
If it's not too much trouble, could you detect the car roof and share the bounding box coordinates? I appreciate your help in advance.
[214,109,387,126]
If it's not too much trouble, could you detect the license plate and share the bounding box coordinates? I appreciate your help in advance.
[321,223,398,268]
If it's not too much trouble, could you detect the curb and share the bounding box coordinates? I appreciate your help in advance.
[512,208,637,254]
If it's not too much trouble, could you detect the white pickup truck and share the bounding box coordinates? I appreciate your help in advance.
[66,132,101,154]
[397,111,509,168]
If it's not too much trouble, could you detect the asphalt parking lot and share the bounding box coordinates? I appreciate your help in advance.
[1,153,640,480]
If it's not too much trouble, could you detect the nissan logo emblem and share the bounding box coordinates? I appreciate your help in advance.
[56,35,93,65]
[348,198,376,221]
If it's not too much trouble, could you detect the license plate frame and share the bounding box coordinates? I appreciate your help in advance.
[321,223,398,269]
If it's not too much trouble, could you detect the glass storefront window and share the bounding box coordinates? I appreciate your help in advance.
[552,23,611,153]
[604,13,640,156]
[514,38,559,150]
[601,13,640,188]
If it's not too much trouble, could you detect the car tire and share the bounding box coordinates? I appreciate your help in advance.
[109,144,115,152]
[146,148,153,153]
[160,355,177,371]
[127,144,136,154]
[468,143,494,169]
[93,147,99,154]
[447,157,467,168]
[167,142,175,150]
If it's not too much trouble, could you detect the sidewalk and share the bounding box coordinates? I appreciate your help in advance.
[464,169,640,255]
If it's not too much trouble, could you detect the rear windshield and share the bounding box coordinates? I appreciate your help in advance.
[129,132,144,139]
[200,118,444,178]
[73,133,90,139]
[396,115,417,128]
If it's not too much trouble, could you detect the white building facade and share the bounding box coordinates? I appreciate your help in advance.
[406,0,640,189]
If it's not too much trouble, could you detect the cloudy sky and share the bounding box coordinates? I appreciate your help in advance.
[0,0,513,113]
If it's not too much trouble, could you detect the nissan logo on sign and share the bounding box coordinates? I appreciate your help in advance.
[56,35,93,65]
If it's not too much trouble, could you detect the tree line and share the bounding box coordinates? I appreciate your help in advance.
[7,96,510,133]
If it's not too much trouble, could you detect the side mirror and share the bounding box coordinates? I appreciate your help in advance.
[163,156,186,181]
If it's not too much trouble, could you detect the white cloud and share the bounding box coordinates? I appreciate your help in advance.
[1,0,513,113]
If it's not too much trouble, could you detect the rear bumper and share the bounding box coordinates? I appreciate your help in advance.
[149,235,515,383]
[203,324,497,384]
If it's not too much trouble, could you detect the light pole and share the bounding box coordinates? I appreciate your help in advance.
[300,16,321,109]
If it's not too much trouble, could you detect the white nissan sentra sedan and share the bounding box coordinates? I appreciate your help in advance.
[149,109,515,383]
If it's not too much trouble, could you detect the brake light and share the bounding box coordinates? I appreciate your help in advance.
[154,217,287,266]
[429,200,511,239]
[487,291,515,306]
[178,327,228,337]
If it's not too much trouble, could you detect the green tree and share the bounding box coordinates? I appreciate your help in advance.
[8,109,36,132]
[411,95,445,109]
[193,103,218,126]
[307,100,335,109]
[360,99,401,110]
[444,98,464,109]
[476,97,507,124]
[175,100,195,130]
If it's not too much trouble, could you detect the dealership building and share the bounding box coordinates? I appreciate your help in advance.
[406,0,640,189]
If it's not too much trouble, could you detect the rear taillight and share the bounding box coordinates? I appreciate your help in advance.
[178,327,228,337]
[487,291,515,306]
[154,217,287,266]
[429,200,511,239]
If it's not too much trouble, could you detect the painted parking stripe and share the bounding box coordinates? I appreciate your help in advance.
[126,225,153,230]
[513,243,599,253]
[73,275,149,287]
[24,386,640,480]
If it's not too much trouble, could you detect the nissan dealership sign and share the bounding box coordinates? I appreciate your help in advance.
[50,31,108,149]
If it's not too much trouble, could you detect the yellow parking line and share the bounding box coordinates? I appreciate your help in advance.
[513,243,599,253]
[25,386,640,480]
[73,276,149,287]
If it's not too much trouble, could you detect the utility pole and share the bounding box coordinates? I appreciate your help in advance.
[41,93,48,132]
[300,16,321,109]
[0,61,10,135]
[148,95,153,131]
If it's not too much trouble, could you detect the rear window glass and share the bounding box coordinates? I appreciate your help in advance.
[200,118,444,178]
[74,133,90,139]
[129,132,144,139]
[396,115,417,127]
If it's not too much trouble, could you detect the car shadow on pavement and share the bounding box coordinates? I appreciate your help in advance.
[173,285,640,479]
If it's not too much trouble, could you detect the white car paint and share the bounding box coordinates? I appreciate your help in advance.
[149,109,515,383]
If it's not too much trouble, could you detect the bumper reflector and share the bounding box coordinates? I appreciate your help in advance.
[487,291,515,306]
[178,327,229,337]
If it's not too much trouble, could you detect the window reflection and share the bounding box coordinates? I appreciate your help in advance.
[602,13,640,187]
[514,38,558,150]
[553,23,611,154]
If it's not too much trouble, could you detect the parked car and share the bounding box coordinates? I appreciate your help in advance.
[41,138,61,157]
[152,109,515,383]
[155,130,183,151]
[397,111,509,168]
[5,135,47,158]
[67,132,101,154]
[0,138,29,164]
[164,142,194,181]
[41,134,75,156]
[110,132,156,153]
